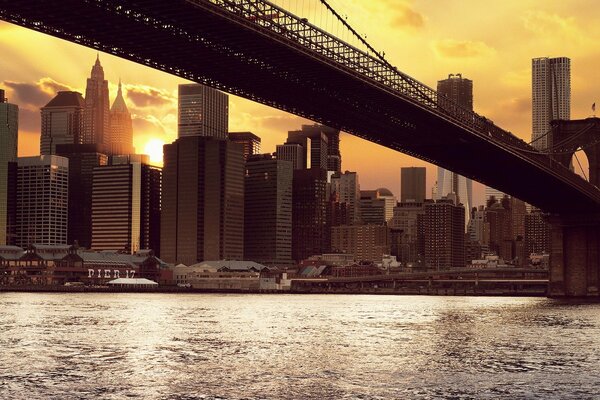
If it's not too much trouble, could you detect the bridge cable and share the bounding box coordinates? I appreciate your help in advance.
[573,151,589,181]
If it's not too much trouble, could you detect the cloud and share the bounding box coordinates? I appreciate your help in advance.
[3,77,76,108]
[132,114,169,137]
[125,84,175,108]
[389,3,425,29]
[432,39,495,58]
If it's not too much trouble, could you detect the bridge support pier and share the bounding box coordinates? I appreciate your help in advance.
[549,214,600,297]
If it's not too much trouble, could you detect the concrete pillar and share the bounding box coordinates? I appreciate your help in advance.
[549,214,600,297]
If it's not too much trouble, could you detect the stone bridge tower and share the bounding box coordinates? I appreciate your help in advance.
[548,117,600,297]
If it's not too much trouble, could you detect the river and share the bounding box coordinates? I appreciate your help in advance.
[0,293,599,399]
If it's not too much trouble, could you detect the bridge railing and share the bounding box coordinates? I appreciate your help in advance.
[203,0,600,198]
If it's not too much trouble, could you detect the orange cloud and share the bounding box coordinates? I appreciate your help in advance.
[389,3,425,29]
[125,84,175,108]
[432,39,495,59]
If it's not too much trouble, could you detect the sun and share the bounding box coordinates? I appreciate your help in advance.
[143,138,165,166]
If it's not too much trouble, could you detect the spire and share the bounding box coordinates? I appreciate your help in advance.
[111,79,129,114]
[95,52,101,66]
[91,54,104,80]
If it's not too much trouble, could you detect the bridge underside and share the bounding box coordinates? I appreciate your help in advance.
[1,0,599,214]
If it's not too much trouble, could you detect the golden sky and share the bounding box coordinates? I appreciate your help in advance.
[1,0,599,206]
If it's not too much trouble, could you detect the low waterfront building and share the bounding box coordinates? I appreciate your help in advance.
[0,244,165,285]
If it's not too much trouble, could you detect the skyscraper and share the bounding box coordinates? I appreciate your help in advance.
[228,132,261,160]
[424,197,465,269]
[40,91,85,155]
[91,155,161,253]
[401,167,426,203]
[178,84,228,139]
[330,171,361,224]
[436,74,474,229]
[16,156,69,247]
[360,188,395,225]
[289,124,341,172]
[83,55,110,148]
[244,154,293,265]
[0,89,18,245]
[276,143,305,170]
[108,80,135,155]
[161,136,244,265]
[532,57,571,150]
[56,143,108,249]
[286,127,328,171]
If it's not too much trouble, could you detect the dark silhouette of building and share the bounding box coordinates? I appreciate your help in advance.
[244,154,292,266]
[424,197,465,269]
[486,196,514,262]
[286,127,329,170]
[228,132,261,160]
[330,171,360,224]
[525,210,551,257]
[40,91,85,155]
[108,80,135,155]
[389,201,426,263]
[178,83,228,139]
[83,55,110,148]
[360,188,395,225]
[56,143,108,249]
[331,224,389,262]
[161,136,244,265]
[91,155,161,254]
[292,124,341,172]
[292,168,327,262]
[437,73,473,109]
[401,167,426,203]
[0,88,18,245]
[275,143,304,169]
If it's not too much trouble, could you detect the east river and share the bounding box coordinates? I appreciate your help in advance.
[1,293,600,399]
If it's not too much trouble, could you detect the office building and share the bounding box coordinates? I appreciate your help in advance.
[331,225,389,262]
[161,136,244,265]
[532,57,570,150]
[286,127,328,170]
[244,154,293,266]
[485,186,505,204]
[436,74,474,229]
[401,167,426,203]
[228,132,261,160]
[91,156,161,254]
[108,80,135,155]
[486,197,514,262]
[56,144,108,249]
[289,124,341,172]
[83,55,110,147]
[16,156,69,247]
[389,201,426,263]
[292,168,328,261]
[424,198,465,269]
[525,210,551,257]
[360,188,395,225]
[0,89,18,245]
[178,83,228,139]
[330,171,360,224]
[40,91,85,155]
[276,143,305,170]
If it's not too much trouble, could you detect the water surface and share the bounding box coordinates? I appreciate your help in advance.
[0,293,599,399]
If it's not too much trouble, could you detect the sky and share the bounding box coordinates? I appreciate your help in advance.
[1,0,599,207]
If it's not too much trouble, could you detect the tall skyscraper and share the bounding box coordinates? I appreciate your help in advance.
[40,91,85,155]
[290,124,341,172]
[276,143,305,169]
[108,80,135,155]
[286,127,329,171]
[525,210,551,257]
[424,197,465,269]
[401,167,426,203]
[360,188,395,225]
[91,155,161,253]
[228,132,261,160]
[56,143,108,249]
[436,74,474,230]
[16,156,69,247]
[178,84,228,139]
[389,201,426,263]
[532,57,571,150]
[161,136,244,265]
[0,89,18,245]
[83,55,110,148]
[330,171,361,224]
[485,186,505,204]
[292,168,328,261]
[244,154,293,265]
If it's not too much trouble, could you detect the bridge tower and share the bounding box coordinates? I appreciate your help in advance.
[548,118,600,296]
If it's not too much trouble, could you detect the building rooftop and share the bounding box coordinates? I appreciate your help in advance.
[44,91,85,108]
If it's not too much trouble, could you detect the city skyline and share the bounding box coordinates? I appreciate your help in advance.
[1,1,599,207]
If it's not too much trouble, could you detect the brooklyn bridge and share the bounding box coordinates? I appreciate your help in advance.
[1,0,600,296]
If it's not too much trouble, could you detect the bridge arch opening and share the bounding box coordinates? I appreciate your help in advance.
[571,147,590,182]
